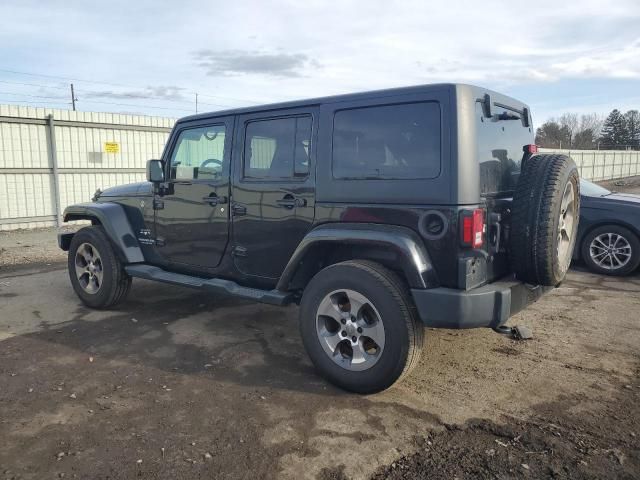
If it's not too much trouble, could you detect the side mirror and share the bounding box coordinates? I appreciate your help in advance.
[146,159,165,183]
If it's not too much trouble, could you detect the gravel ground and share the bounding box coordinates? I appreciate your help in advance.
[0,225,77,271]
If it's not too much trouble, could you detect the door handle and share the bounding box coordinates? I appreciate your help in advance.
[202,194,227,206]
[276,195,306,209]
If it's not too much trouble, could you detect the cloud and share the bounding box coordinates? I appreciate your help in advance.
[194,49,319,77]
[84,86,187,101]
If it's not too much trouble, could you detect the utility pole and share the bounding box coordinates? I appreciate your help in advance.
[195,93,198,114]
[70,83,77,111]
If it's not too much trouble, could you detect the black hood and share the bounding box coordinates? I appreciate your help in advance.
[98,182,153,198]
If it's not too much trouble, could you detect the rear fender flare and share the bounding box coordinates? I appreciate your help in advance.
[276,223,438,291]
[62,202,145,264]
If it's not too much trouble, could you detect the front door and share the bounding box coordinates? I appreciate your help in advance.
[154,118,233,269]
[231,109,316,279]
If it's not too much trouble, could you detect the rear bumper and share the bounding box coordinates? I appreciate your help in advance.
[411,277,552,329]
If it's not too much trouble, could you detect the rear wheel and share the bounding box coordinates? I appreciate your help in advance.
[299,260,423,394]
[68,226,132,308]
[581,225,640,276]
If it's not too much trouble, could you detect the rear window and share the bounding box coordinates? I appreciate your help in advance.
[332,102,441,180]
[476,102,533,195]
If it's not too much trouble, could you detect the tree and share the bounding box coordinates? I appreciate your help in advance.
[573,128,597,149]
[624,110,640,148]
[535,120,571,148]
[599,109,627,148]
[578,113,604,140]
[558,113,579,147]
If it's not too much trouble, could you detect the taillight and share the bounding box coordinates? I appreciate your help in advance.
[460,209,485,248]
[524,144,538,154]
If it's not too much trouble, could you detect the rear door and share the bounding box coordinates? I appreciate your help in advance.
[154,117,233,269]
[231,108,317,279]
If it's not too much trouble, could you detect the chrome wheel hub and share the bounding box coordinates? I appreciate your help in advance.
[557,182,577,273]
[74,242,103,294]
[589,233,632,270]
[315,289,385,372]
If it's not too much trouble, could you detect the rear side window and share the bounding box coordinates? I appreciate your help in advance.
[332,102,440,179]
[244,116,311,180]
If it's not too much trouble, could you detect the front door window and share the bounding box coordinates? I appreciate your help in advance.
[170,125,227,180]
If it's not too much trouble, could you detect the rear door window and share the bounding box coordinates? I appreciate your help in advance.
[476,102,532,195]
[332,102,440,179]
[243,116,311,180]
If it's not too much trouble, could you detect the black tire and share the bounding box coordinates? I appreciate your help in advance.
[67,226,132,309]
[299,260,424,394]
[581,225,640,276]
[510,154,580,286]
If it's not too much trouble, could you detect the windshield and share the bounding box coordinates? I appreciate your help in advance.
[580,179,611,197]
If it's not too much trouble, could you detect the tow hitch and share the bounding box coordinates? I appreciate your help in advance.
[493,325,533,340]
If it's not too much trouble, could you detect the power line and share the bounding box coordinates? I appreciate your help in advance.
[0,88,221,112]
[76,99,193,112]
[0,90,67,100]
[0,68,261,105]
[0,98,71,105]
[0,79,68,90]
[0,96,191,113]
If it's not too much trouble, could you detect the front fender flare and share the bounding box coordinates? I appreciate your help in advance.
[276,223,438,291]
[62,202,145,264]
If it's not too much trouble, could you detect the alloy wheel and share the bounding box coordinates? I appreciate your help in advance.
[589,233,632,270]
[74,242,104,294]
[557,181,577,273]
[315,289,385,372]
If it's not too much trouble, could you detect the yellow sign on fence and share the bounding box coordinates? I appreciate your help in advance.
[104,142,120,153]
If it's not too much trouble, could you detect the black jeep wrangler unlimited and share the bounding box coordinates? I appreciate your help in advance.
[59,84,580,393]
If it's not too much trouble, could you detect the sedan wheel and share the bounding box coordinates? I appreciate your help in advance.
[581,225,640,276]
[589,233,632,271]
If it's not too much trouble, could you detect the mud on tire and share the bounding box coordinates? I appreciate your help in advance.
[509,154,580,286]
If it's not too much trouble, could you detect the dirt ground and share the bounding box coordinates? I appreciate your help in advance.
[0,176,639,479]
[0,262,638,479]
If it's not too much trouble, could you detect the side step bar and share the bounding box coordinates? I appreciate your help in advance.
[125,264,294,306]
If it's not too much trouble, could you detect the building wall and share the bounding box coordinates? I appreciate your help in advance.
[539,148,640,182]
[0,105,174,230]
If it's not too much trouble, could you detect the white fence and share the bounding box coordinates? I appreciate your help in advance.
[1,106,639,231]
[0,105,174,230]
[540,148,640,182]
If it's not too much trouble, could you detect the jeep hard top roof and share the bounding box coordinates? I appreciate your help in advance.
[178,83,530,124]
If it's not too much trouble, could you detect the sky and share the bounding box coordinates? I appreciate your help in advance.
[0,0,639,126]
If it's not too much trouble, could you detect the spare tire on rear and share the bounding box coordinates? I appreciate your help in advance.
[509,154,580,286]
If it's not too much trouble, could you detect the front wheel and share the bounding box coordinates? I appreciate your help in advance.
[67,226,132,308]
[299,260,424,394]
[581,225,640,276]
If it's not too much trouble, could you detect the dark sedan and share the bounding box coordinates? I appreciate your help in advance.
[574,179,640,275]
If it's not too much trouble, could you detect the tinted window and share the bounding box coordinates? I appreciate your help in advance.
[476,102,532,194]
[244,116,311,179]
[332,102,440,179]
[169,125,226,180]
